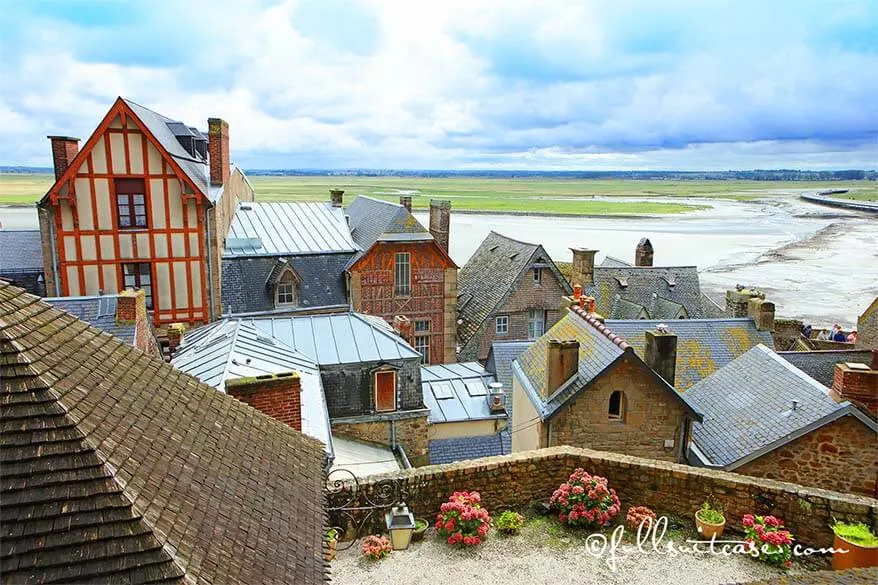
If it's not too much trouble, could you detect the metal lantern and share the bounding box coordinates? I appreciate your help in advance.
[385,504,415,550]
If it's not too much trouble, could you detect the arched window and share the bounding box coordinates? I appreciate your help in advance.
[276,271,297,306]
[608,390,626,421]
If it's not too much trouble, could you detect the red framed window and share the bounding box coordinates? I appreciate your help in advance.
[374,370,396,412]
[122,262,153,309]
[114,178,147,229]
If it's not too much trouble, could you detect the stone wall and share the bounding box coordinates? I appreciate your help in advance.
[857,297,878,350]
[349,446,877,547]
[550,356,688,462]
[332,412,429,466]
[736,415,877,498]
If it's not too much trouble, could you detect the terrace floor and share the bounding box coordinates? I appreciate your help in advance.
[331,515,829,585]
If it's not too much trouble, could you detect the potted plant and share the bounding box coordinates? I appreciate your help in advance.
[832,521,878,570]
[412,518,428,542]
[361,535,392,561]
[436,491,491,547]
[695,501,725,540]
[495,510,525,535]
[549,468,621,528]
[626,506,657,532]
[325,528,338,562]
[743,514,793,569]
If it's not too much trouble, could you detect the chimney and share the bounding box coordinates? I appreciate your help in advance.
[400,195,412,212]
[330,188,344,208]
[226,372,303,431]
[116,289,146,325]
[487,382,506,414]
[635,237,654,267]
[829,360,878,416]
[747,297,776,332]
[394,314,413,345]
[645,325,677,387]
[429,199,451,253]
[725,286,763,318]
[208,118,230,186]
[546,339,579,397]
[167,323,185,356]
[570,248,597,287]
[48,136,80,180]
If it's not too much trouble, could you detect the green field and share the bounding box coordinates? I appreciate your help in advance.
[2,173,875,216]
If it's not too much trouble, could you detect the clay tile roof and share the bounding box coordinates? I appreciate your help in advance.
[0,281,328,585]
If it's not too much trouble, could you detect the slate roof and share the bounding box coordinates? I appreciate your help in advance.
[458,232,572,350]
[583,265,706,319]
[44,294,137,346]
[778,350,875,388]
[345,196,432,253]
[421,361,504,424]
[0,281,327,585]
[221,253,354,314]
[686,344,877,469]
[171,319,333,458]
[0,230,43,272]
[607,318,775,390]
[485,340,534,420]
[224,201,359,257]
[600,255,633,268]
[428,431,512,465]
[243,312,420,365]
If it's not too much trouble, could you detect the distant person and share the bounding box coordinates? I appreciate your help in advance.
[802,324,813,339]
[816,329,828,341]
[833,328,847,342]
[847,330,857,343]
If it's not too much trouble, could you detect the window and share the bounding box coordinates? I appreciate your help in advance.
[375,370,396,412]
[414,335,430,364]
[276,271,297,306]
[533,267,542,284]
[608,390,626,421]
[394,252,411,297]
[527,309,546,339]
[495,315,509,335]
[414,320,430,333]
[114,179,147,229]
[122,263,153,309]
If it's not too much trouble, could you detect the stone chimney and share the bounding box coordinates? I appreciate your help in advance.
[747,297,776,332]
[570,248,597,287]
[487,382,506,414]
[226,372,303,431]
[429,199,451,253]
[330,188,344,208]
[645,325,677,387]
[829,357,878,416]
[48,136,80,180]
[635,237,654,267]
[208,118,230,186]
[546,339,579,397]
[167,323,185,356]
[116,289,146,325]
[394,314,413,345]
[400,195,412,212]
[725,286,764,318]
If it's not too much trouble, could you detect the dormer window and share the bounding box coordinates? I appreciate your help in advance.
[267,259,300,309]
[276,271,297,306]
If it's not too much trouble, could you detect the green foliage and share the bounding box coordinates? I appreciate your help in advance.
[496,510,525,534]
[832,522,878,547]
[696,501,725,525]
[414,518,428,531]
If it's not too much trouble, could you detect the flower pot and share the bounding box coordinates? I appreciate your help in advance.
[325,538,336,562]
[695,511,726,540]
[832,534,878,570]
[412,519,428,542]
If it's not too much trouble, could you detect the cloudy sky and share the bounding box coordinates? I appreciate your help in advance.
[1,0,876,170]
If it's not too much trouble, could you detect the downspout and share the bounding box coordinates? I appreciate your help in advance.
[390,419,397,450]
[204,205,215,321]
[43,204,60,296]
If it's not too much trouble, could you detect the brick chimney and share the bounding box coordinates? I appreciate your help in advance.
[747,297,776,332]
[226,372,303,431]
[645,326,677,386]
[400,195,412,212]
[546,339,579,397]
[116,289,146,324]
[48,136,80,180]
[829,358,878,416]
[570,248,597,287]
[330,189,344,208]
[429,199,451,253]
[635,237,654,267]
[725,286,763,318]
[208,118,230,186]
[394,314,413,345]
[167,323,185,356]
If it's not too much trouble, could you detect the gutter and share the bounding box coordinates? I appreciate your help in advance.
[395,443,412,470]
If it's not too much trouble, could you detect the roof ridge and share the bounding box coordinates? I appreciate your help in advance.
[355,194,403,208]
[755,344,836,394]
[570,306,630,350]
[485,230,539,249]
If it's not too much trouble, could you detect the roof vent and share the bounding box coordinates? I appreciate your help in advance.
[664,275,676,288]
[792,399,800,411]
[614,276,629,288]
[656,323,670,333]
[239,204,253,211]
[489,245,498,252]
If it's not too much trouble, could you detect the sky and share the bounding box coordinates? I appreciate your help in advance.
[0,0,876,170]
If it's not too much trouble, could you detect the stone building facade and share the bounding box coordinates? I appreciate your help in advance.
[857,296,878,350]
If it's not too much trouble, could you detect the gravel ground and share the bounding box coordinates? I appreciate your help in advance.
[331,517,826,585]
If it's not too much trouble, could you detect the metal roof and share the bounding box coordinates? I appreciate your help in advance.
[171,319,332,456]
[44,294,137,346]
[420,362,504,424]
[0,230,44,272]
[224,201,359,257]
[243,312,420,365]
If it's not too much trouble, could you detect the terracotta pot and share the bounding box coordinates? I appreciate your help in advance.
[412,519,428,542]
[695,511,726,540]
[832,534,878,570]
[325,534,337,562]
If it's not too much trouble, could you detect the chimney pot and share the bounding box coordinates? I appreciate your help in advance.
[573,284,582,300]
[330,189,345,208]
[645,328,677,387]
[47,136,81,180]
[400,195,412,212]
[208,118,230,186]
[429,199,451,254]
[393,314,413,345]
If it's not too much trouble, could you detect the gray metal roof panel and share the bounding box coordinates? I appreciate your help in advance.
[44,295,136,345]
[778,350,874,387]
[686,344,850,467]
[0,230,44,272]
[225,201,358,257]
[420,362,500,424]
